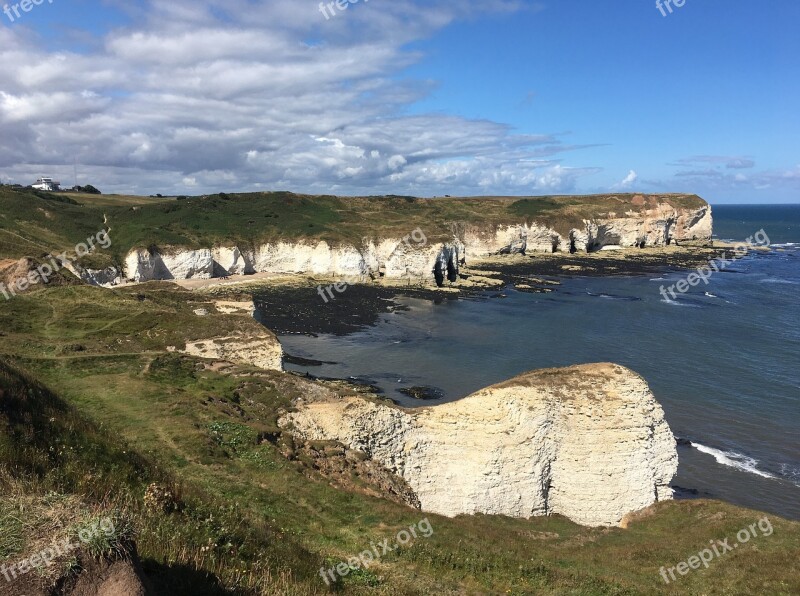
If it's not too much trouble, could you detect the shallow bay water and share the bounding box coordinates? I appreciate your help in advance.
[274,205,800,521]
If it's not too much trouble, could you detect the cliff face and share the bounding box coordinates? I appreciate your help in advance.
[179,301,283,371]
[125,248,215,281]
[182,333,283,371]
[119,202,711,286]
[64,262,124,287]
[280,363,678,527]
[460,203,713,255]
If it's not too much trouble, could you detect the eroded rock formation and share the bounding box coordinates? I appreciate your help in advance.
[182,332,283,371]
[280,363,678,527]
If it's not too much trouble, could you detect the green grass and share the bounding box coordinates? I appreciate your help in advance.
[0,186,708,267]
[0,282,797,594]
[0,499,25,558]
[0,187,108,263]
[0,355,322,594]
[55,192,177,208]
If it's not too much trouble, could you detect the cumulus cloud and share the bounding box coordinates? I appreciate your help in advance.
[613,169,638,190]
[0,0,598,196]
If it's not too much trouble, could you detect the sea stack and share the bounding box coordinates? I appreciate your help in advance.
[281,363,678,527]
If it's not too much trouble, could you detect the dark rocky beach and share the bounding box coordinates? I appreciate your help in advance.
[247,244,736,336]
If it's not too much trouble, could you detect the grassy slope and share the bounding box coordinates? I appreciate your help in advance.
[52,192,178,208]
[0,283,797,595]
[0,187,109,266]
[0,187,707,266]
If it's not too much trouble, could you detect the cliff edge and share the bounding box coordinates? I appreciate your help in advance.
[281,363,678,527]
[116,193,712,286]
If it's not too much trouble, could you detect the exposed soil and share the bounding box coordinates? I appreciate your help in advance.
[279,435,420,509]
[0,256,81,295]
[0,543,151,596]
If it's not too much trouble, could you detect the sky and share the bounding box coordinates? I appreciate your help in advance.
[0,0,798,204]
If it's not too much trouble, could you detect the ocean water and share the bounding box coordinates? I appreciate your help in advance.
[276,205,800,520]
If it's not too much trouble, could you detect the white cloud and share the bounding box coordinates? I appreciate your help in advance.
[613,169,638,190]
[0,0,605,196]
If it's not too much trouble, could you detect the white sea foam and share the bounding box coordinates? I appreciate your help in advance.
[760,278,798,284]
[693,443,776,480]
[660,297,700,308]
[779,463,800,487]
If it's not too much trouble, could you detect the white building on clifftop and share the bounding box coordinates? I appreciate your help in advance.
[31,177,61,191]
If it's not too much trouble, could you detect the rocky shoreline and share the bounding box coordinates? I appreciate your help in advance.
[208,243,736,336]
[161,233,731,527]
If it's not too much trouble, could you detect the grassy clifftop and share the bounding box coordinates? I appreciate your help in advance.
[0,282,797,595]
[0,186,707,266]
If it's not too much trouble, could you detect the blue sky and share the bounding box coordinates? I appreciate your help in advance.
[0,0,798,203]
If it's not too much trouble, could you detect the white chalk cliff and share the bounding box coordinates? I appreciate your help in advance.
[182,333,283,370]
[180,300,282,371]
[120,203,712,285]
[280,363,678,527]
[182,332,283,371]
[64,262,124,287]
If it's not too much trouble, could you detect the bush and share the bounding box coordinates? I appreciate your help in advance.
[72,185,102,194]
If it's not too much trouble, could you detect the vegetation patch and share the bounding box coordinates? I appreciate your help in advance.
[0,187,707,266]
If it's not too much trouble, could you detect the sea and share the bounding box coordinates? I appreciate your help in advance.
[274,205,800,521]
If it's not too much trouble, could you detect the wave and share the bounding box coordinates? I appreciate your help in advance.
[660,297,701,308]
[760,278,799,285]
[586,292,642,302]
[692,443,777,480]
[771,243,799,248]
[779,463,800,487]
[703,291,733,304]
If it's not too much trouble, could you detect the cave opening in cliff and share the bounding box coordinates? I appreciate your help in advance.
[433,261,445,287]
[569,239,577,254]
[447,256,458,283]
